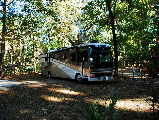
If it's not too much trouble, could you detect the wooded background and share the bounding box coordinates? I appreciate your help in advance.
[0,0,159,77]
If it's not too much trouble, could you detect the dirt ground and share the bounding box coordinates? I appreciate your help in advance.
[0,74,159,120]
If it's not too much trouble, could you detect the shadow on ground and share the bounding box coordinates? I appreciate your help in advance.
[0,74,158,120]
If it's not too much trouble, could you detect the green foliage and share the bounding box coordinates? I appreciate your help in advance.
[80,101,108,120]
[80,0,158,67]
[80,88,122,120]
[80,0,109,41]
[109,88,122,120]
[1,0,159,74]
[1,0,82,74]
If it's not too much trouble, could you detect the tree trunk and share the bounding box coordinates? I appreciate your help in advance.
[106,0,118,76]
[0,0,7,78]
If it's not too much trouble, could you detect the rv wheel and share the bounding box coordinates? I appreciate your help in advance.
[76,74,83,82]
[48,72,51,78]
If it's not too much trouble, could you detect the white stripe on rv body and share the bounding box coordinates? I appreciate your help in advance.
[52,59,80,79]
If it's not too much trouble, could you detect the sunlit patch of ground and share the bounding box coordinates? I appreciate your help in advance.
[26,85,44,88]
[47,88,84,95]
[0,90,8,94]
[1,74,158,119]
[84,98,154,112]
[115,99,152,112]
[0,87,10,91]
[21,81,47,88]
[41,95,63,102]
[41,95,76,102]
[20,109,34,114]
[50,83,63,87]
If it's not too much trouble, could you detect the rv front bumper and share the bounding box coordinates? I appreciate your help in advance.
[88,75,113,81]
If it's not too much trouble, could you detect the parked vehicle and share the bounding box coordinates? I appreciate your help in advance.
[39,42,114,82]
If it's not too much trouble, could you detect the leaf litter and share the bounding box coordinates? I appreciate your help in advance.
[0,74,158,120]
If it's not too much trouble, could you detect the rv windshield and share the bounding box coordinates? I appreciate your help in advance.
[89,45,113,68]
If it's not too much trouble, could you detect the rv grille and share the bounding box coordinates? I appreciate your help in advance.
[94,73,112,77]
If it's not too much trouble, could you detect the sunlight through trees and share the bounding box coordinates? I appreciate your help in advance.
[0,0,158,76]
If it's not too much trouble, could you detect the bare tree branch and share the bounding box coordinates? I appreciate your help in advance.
[7,0,14,6]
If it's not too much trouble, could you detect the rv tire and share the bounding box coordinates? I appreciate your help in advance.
[75,74,83,82]
[75,74,79,81]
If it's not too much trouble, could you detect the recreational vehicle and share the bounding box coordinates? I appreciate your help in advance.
[39,42,114,82]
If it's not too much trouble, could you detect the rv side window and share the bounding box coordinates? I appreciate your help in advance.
[70,52,76,62]
[63,53,66,60]
[79,50,88,62]
[53,53,55,59]
[49,53,53,58]
[55,53,59,60]
[45,53,48,61]
[83,50,88,61]
[45,57,48,61]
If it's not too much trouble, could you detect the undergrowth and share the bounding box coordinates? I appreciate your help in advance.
[80,88,122,120]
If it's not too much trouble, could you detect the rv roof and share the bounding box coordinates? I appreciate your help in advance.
[78,43,110,47]
[48,43,110,53]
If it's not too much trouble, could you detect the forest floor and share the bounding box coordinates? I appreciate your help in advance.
[0,72,159,120]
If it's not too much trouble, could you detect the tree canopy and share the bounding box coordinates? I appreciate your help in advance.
[0,0,159,76]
